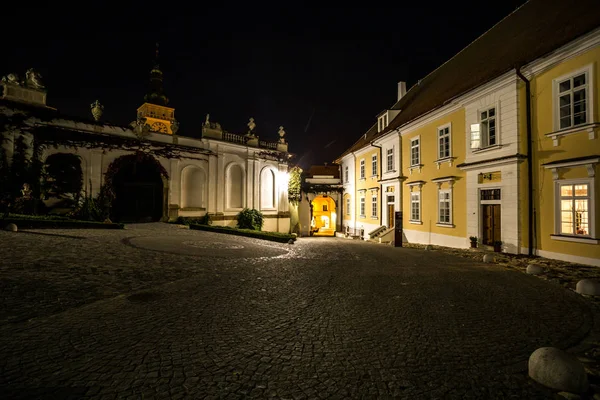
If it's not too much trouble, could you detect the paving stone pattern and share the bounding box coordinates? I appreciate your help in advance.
[0,223,596,399]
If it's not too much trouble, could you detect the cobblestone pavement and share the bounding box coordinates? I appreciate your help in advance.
[0,223,596,399]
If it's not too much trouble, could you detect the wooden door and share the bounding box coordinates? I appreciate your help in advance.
[388,204,394,228]
[482,204,501,245]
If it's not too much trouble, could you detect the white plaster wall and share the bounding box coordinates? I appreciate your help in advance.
[379,133,401,181]
[463,80,521,163]
[403,228,470,248]
[465,162,521,254]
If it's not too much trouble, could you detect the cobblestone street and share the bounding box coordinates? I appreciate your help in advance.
[0,223,597,399]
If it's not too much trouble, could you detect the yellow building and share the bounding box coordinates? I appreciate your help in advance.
[334,0,600,265]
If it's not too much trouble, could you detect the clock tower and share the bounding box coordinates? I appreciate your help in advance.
[136,44,178,135]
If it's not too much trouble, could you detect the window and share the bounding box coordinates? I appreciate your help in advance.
[360,196,366,217]
[410,192,420,222]
[344,166,349,183]
[438,125,451,159]
[556,71,588,130]
[371,194,377,218]
[371,155,377,176]
[480,107,496,147]
[323,204,328,212]
[346,197,351,215]
[360,159,365,179]
[410,137,420,166]
[480,189,501,201]
[438,190,451,224]
[558,182,590,236]
[386,148,394,172]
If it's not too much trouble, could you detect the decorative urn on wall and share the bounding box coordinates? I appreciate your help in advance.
[90,100,104,122]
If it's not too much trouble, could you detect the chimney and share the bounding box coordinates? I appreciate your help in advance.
[397,81,407,101]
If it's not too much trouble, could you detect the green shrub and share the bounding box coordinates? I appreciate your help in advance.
[174,214,211,225]
[237,208,263,231]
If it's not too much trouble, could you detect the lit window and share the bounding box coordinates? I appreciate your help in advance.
[438,125,451,159]
[556,72,588,130]
[360,160,365,179]
[479,107,496,148]
[371,155,377,177]
[344,166,349,183]
[346,197,351,215]
[410,191,420,222]
[323,204,328,212]
[558,182,590,236]
[438,189,451,224]
[386,148,394,172]
[410,138,420,166]
[371,194,377,218]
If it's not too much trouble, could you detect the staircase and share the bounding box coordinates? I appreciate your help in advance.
[368,226,387,240]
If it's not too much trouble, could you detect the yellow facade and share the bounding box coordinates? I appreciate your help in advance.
[137,103,176,134]
[355,148,382,226]
[402,108,467,239]
[531,46,600,263]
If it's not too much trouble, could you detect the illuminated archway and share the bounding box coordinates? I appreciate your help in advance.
[310,195,337,236]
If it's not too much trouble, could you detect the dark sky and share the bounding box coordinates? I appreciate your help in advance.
[4,1,527,169]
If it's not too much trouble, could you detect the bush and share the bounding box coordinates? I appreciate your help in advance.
[237,208,263,231]
[174,214,211,226]
[189,223,295,243]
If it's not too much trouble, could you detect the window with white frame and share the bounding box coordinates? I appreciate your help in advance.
[410,137,420,166]
[359,196,365,217]
[371,154,377,176]
[386,148,394,172]
[556,71,588,130]
[344,166,349,183]
[360,159,365,179]
[438,189,451,224]
[557,181,592,236]
[480,107,496,147]
[438,125,451,159]
[346,197,351,215]
[371,194,377,218]
[410,191,421,222]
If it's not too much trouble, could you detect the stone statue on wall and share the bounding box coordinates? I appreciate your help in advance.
[1,73,21,85]
[25,69,45,89]
[278,126,286,143]
[171,119,179,135]
[248,117,256,134]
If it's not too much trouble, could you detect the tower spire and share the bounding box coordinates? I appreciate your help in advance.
[144,42,168,106]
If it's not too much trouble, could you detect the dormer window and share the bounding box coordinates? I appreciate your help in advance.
[378,112,389,132]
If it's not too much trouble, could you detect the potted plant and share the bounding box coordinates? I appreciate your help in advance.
[493,240,503,252]
[469,236,478,248]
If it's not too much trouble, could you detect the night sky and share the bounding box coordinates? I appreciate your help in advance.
[4,1,527,169]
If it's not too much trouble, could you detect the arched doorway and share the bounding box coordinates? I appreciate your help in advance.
[310,195,337,236]
[108,153,166,222]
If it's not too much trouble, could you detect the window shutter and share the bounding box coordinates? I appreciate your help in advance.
[470,123,481,149]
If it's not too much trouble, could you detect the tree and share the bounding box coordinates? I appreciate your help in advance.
[288,166,302,205]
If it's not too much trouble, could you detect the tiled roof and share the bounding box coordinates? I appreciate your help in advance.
[336,0,600,159]
[334,122,378,162]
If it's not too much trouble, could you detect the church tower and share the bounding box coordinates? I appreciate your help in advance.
[136,43,177,135]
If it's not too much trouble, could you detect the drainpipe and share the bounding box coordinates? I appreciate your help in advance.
[370,141,383,227]
[516,67,535,257]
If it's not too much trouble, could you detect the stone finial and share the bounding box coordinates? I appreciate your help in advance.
[90,100,104,121]
[25,69,45,89]
[135,115,150,138]
[248,117,256,133]
[171,119,179,135]
[204,114,210,125]
[21,183,32,199]
[278,126,286,143]
[1,73,21,86]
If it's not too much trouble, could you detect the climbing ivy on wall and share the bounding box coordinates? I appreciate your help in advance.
[288,166,302,205]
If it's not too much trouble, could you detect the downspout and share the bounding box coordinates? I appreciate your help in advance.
[370,140,383,227]
[516,67,535,257]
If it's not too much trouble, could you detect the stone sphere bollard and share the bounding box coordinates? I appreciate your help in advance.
[526,264,544,275]
[4,223,17,232]
[576,279,600,296]
[287,239,294,245]
[528,347,588,394]
[424,245,433,251]
[483,254,494,263]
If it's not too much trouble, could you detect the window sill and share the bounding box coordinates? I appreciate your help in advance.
[545,122,599,146]
[550,234,599,244]
[436,223,455,228]
[408,164,423,174]
[371,216,378,220]
[359,178,366,182]
[434,157,455,169]
[472,144,502,154]
[409,220,422,225]
[385,169,397,173]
